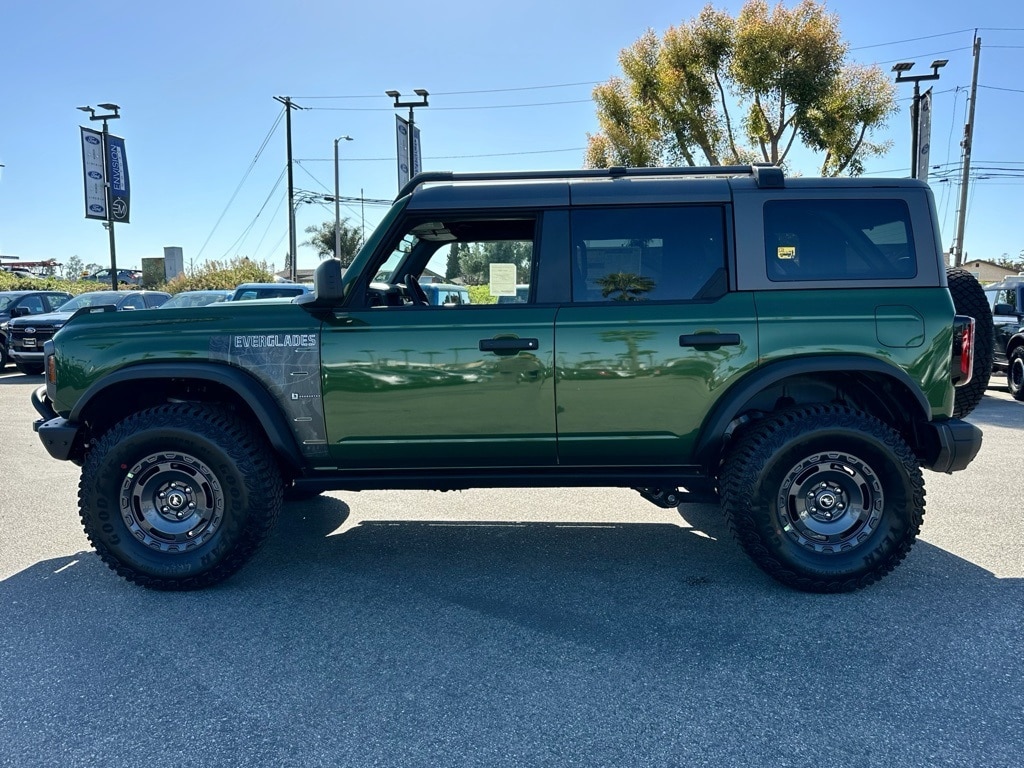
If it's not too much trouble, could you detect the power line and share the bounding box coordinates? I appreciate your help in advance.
[294,81,600,100]
[196,109,284,260]
[307,99,593,113]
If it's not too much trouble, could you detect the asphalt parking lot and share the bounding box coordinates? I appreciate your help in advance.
[1,370,1022,767]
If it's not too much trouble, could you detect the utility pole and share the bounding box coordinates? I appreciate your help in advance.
[952,35,982,268]
[274,96,303,281]
[77,103,122,291]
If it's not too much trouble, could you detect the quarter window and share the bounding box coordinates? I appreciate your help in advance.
[764,199,917,282]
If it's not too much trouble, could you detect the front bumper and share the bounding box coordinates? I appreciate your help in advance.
[9,348,43,363]
[920,418,983,474]
[32,385,81,462]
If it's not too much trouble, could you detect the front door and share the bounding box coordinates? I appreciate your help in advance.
[322,213,559,470]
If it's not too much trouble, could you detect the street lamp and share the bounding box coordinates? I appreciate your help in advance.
[892,60,947,179]
[333,135,353,260]
[77,102,121,291]
[385,89,429,185]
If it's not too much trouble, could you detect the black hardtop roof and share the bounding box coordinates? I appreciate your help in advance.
[398,165,929,208]
[397,164,785,200]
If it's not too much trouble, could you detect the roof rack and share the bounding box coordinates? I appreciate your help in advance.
[395,164,784,200]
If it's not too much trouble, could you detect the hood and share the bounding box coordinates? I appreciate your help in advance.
[8,310,77,329]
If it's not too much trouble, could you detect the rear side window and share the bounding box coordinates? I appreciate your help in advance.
[764,199,916,282]
[571,206,726,302]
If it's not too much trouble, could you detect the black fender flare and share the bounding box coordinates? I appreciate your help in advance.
[1007,331,1024,358]
[694,355,932,469]
[70,362,305,472]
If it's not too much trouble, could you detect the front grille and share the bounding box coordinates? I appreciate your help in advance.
[8,325,56,351]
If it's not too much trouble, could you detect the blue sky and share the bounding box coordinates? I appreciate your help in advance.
[1,0,1022,275]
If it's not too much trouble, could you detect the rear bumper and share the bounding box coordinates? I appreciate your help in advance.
[920,418,983,474]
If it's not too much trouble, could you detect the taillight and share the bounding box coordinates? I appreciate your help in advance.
[961,322,972,377]
[951,314,975,387]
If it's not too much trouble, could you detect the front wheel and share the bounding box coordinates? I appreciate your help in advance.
[720,405,925,593]
[15,362,44,375]
[79,403,283,589]
[1008,347,1024,402]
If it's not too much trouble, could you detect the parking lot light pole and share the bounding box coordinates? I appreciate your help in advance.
[77,103,121,291]
[333,135,353,260]
[892,61,947,179]
[385,89,429,183]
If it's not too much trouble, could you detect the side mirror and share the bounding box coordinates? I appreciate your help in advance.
[297,259,344,309]
[994,303,1017,316]
[9,306,31,318]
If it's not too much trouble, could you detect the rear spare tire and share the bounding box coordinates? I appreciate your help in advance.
[947,266,993,417]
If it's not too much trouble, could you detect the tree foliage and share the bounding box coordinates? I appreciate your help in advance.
[455,241,533,286]
[162,257,276,292]
[586,0,896,176]
[303,218,363,266]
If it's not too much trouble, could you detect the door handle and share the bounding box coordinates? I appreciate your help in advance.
[679,333,741,350]
[479,337,539,355]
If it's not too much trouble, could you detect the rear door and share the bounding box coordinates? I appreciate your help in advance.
[554,201,758,466]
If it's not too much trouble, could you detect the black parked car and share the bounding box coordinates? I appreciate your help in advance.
[0,290,73,369]
[6,290,170,374]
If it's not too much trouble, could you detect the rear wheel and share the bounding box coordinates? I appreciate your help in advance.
[1009,347,1024,401]
[79,403,283,590]
[947,267,993,417]
[720,405,925,593]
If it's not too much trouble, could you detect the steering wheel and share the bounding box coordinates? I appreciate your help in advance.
[404,274,429,306]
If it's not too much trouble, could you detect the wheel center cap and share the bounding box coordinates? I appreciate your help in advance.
[166,491,188,510]
[818,492,837,509]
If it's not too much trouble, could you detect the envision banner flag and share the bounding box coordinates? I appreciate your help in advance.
[395,116,423,190]
[81,127,107,220]
[106,134,131,223]
[916,88,933,183]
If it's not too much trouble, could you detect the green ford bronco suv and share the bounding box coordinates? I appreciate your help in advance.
[32,165,986,593]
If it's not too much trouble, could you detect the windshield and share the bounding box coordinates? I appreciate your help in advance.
[161,292,230,308]
[0,295,15,312]
[342,196,410,296]
[56,292,122,312]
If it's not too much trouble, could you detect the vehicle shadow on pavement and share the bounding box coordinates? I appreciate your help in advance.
[2,497,1022,767]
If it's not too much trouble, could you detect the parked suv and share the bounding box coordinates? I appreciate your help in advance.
[31,166,984,593]
[985,275,1024,400]
[0,290,72,368]
[231,282,312,301]
[8,290,169,374]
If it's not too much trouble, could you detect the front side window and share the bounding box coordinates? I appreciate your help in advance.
[571,206,726,303]
[363,217,537,308]
[764,199,917,282]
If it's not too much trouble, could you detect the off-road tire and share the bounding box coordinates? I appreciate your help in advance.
[15,362,44,376]
[947,266,993,417]
[720,404,925,593]
[1008,347,1024,402]
[79,403,283,590]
